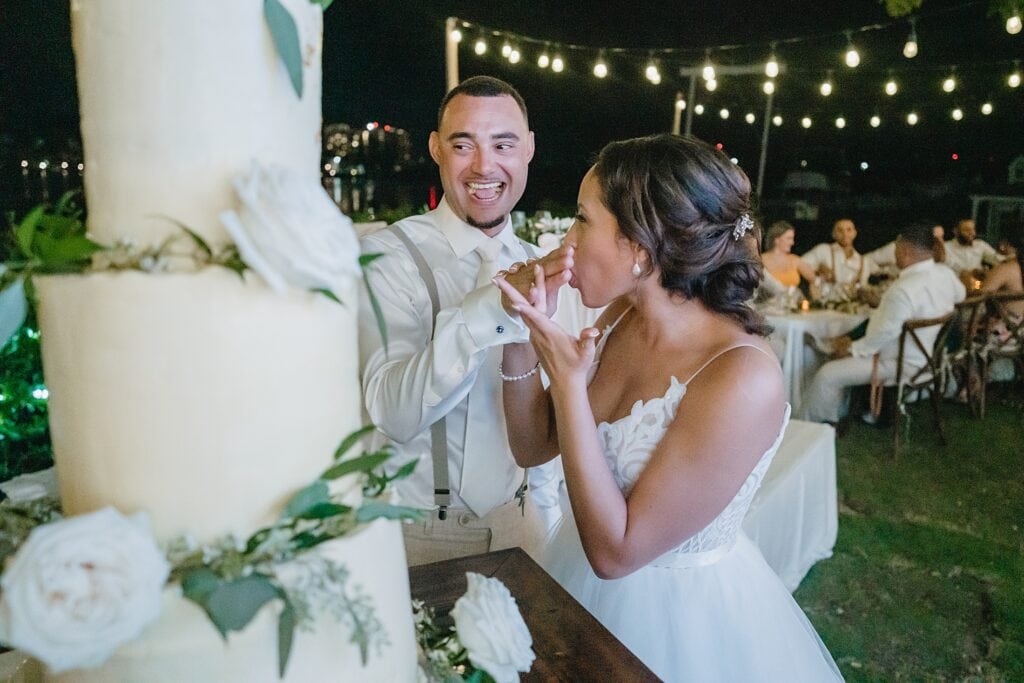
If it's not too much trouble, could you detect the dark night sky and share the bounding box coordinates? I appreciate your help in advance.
[2,0,1022,220]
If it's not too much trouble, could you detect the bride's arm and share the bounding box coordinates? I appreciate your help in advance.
[557,347,787,579]
[501,341,558,467]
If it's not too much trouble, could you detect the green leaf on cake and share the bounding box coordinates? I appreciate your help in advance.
[312,287,341,304]
[309,0,334,10]
[359,253,390,355]
[282,480,331,519]
[296,502,352,520]
[158,216,213,258]
[203,574,281,638]
[355,501,423,523]
[322,451,390,480]
[278,600,297,678]
[334,424,376,460]
[31,233,104,269]
[264,0,304,98]
[13,205,45,259]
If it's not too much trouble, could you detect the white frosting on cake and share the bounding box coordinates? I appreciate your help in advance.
[72,0,322,246]
[36,270,361,543]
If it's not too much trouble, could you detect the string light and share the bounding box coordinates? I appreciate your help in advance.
[508,47,521,64]
[745,112,756,124]
[820,70,834,96]
[801,116,812,128]
[473,36,487,55]
[772,115,783,126]
[593,51,608,78]
[870,115,881,127]
[500,40,512,58]
[719,108,730,119]
[763,80,776,95]
[551,55,565,73]
[903,18,919,58]
[907,112,919,125]
[702,50,716,81]
[981,102,993,115]
[537,45,550,69]
[765,42,780,78]
[694,104,705,115]
[675,96,686,110]
[952,107,964,120]
[1009,60,1022,88]
[705,78,718,91]
[1007,13,1022,34]
[645,56,660,84]
[835,116,847,128]
[844,32,860,68]
[449,27,463,43]
[885,70,898,95]
[942,67,957,93]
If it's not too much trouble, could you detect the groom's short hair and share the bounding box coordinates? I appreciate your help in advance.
[437,76,529,129]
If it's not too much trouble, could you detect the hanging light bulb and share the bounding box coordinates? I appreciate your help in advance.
[844,32,860,68]
[903,18,919,59]
[675,96,686,110]
[835,116,847,128]
[1009,61,1022,88]
[952,107,964,121]
[705,78,718,92]
[645,57,660,83]
[702,50,715,81]
[449,27,463,43]
[763,80,776,95]
[473,37,487,55]
[820,71,834,96]
[551,55,565,73]
[537,46,550,68]
[593,51,608,78]
[694,104,705,115]
[907,112,919,125]
[773,114,783,126]
[765,42,780,78]
[719,108,730,119]
[508,47,521,64]
[801,116,812,128]
[745,112,756,124]
[870,115,881,127]
[501,40,512,58]
[885,75,898,96]
[981,102,993,115]
[1007,13,1022,34]
[942,68,957,93]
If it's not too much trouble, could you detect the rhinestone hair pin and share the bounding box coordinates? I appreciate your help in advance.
[732,213,754,241]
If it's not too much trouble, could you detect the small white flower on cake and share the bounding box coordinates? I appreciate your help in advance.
[220,161,361,294]
[0,507,170,673]
[450,572,535,683]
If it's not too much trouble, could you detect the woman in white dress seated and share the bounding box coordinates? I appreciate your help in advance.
[494,134,842,681]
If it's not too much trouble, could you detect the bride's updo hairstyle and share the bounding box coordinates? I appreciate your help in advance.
[593,133,769,335]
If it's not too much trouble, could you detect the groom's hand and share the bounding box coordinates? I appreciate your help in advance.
[498,246,573,317]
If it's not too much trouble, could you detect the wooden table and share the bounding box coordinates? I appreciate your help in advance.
[409,548,660,682]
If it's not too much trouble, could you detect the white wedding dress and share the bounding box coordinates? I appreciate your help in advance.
[540,316,843,681]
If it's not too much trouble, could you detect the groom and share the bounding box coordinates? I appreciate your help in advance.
[358,76,570,566]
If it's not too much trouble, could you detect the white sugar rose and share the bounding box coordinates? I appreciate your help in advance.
[220,161,360,294]
[536,231,563,254]
[0,507,170,673]
[450,572,535,683]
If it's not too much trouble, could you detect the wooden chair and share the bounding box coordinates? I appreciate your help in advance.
[947,294,989,418]
[975,291,1024,418]
[892,312,956,457]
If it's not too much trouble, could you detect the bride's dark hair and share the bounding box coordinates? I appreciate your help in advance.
[593,133,769,336]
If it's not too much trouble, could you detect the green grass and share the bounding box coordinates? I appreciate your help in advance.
[795,385,1024,681]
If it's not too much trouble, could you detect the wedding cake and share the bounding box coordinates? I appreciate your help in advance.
[23,0,416,680]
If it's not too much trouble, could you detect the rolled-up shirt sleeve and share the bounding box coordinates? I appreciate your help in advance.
[358,241,527,444]
[850,287,911,358]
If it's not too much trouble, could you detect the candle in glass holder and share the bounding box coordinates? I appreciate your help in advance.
[800,299,810,312]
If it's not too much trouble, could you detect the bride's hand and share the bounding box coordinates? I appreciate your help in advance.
[494,264,599,388]
[496,246,573,318]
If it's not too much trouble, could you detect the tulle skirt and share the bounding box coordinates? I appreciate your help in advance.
[540,513,843,682]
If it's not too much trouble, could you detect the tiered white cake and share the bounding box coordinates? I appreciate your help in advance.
[32,1,416,680]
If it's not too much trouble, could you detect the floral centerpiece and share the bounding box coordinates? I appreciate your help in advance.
[514,214,574,253]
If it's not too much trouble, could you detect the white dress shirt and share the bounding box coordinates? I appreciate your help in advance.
[800,242,876,288]
[943,238,1001,274]
[850,258,965,371]
[358,198,533,511]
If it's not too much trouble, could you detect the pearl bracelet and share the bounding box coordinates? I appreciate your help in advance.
[498,361,541,382]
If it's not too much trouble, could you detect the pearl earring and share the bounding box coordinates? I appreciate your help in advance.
[631,260,642,277]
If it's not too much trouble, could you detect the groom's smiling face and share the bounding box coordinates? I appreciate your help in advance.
[429,94,534,236]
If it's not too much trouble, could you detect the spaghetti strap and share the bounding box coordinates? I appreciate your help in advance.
[683,343,775,385]
[593,305,633,359]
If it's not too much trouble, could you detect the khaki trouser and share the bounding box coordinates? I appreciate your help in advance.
[402,495,546,566]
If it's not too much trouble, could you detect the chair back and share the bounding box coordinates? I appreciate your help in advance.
[983,291,1024,358]
[895,312,955,396]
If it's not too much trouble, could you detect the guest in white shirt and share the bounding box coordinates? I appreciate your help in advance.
[358,76,570,566]
[801,217,876,289]
[867,224,947,274]
[801,221,966,424]
[944,218,1002,276]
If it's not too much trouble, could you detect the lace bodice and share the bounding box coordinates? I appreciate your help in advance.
[596,378,790,557]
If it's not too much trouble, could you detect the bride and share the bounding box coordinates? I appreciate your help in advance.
[494,134,842,681]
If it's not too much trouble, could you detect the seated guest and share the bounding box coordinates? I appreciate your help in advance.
[868,224,947,274]
[980,220,1024,324]
[801,221,966,425]
[944,218,1003,279]
[762,220,817,288]
[801,217,876,289]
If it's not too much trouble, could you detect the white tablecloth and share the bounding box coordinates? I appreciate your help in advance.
[764,309,868,412]
[742,419,839,591]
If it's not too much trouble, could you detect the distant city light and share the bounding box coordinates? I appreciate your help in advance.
[31,387,49,400]
[952,153,960,160]
[715,143,724,150]
[730,157,739,164]
[860,162,869,170]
